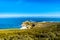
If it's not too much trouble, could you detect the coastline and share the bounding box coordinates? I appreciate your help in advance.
[0,21,59,40]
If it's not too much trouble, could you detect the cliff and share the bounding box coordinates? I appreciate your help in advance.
[21,21,58,29]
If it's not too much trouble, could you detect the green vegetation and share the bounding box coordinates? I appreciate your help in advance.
[0,22,59,40]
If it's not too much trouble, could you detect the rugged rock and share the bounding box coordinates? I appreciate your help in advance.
[21,21,57,29]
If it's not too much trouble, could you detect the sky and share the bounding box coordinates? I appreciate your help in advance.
[0,0,60,17]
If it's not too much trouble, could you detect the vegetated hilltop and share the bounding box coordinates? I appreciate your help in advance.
[0,21,60,40]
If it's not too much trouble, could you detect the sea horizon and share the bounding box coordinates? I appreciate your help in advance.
[0,17,60,29]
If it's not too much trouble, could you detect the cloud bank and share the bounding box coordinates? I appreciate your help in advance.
[0,13,60,18]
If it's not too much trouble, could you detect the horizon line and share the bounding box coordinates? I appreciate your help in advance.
[0,13,60,18]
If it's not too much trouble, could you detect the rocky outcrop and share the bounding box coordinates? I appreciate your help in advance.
[21,21,35,29]
[20,21,57,29]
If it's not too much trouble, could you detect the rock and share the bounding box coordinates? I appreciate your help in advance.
[21,21,57,29]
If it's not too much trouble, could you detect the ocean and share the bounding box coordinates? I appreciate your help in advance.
[0,17,60,29]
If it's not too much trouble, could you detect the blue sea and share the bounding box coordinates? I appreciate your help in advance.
[0,17,60,29]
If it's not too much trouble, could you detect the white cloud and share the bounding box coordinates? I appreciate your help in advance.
[0,12,60,18]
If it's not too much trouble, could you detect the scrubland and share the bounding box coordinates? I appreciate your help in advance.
[0,22,59,40]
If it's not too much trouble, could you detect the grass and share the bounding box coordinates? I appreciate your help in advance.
[0,22,59,40]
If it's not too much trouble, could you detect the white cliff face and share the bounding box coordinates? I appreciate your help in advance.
[20,26,27,29]
[21,21,33,29]
[20,23,27,29]
[21,22,28,29]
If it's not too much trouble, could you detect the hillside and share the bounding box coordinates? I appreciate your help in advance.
[0,21,59,40]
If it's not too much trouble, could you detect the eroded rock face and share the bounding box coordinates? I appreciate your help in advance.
[21,21,57,29]
[21,21,32,29]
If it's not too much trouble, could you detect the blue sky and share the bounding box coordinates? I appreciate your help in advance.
[0,0,60,17]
